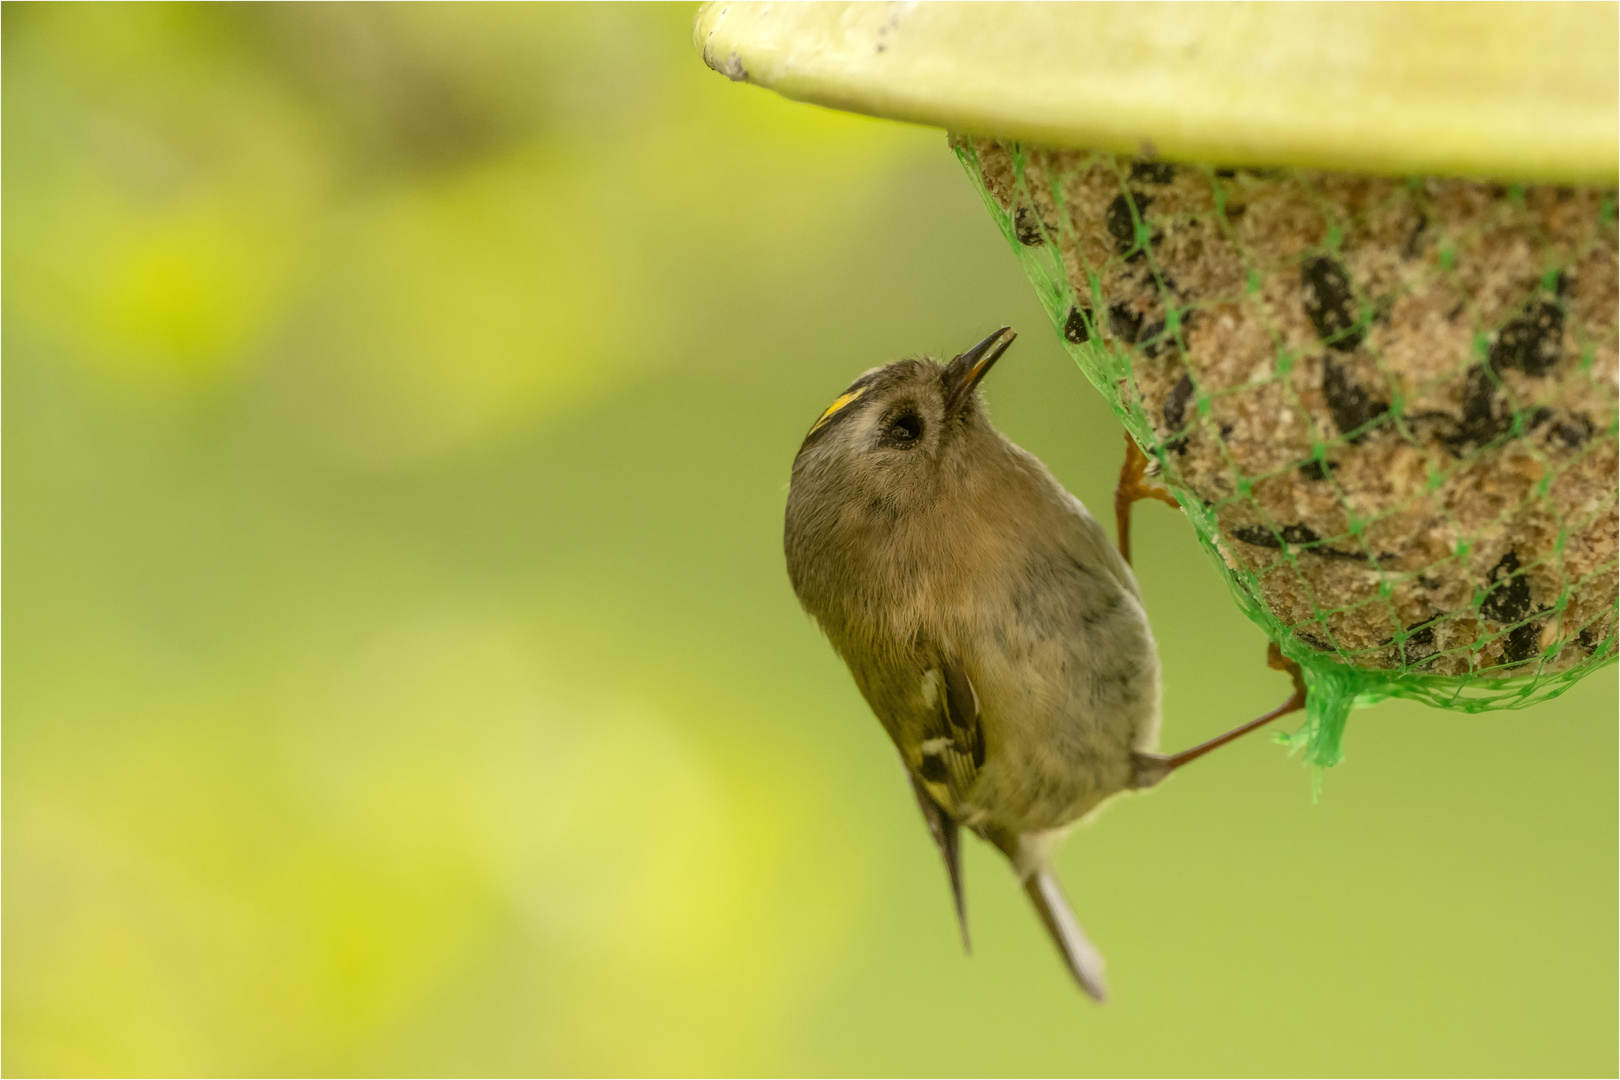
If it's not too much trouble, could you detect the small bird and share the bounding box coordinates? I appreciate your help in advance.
[783,327,1301,999]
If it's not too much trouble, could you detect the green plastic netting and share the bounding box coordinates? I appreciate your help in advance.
[954,136,1619,770]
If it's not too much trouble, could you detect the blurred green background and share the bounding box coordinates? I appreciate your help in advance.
[3,4,1615,1076]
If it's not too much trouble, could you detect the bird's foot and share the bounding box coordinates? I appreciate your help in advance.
[1134,643,1308,785]
[1114,432,1180,566]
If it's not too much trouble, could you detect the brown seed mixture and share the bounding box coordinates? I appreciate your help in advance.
[960,137,1618,678]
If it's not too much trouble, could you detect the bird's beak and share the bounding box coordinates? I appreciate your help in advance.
[943,326,1017,415]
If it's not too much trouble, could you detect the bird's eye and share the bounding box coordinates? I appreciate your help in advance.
[883,412,924,447]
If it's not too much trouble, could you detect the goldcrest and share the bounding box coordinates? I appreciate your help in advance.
[783,327,1175,999]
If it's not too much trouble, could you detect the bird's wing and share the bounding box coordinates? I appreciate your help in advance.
[906,770,968,950]
[915,658,985,815]
[903,655,986,951]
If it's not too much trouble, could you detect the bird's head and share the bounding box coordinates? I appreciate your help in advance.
[788,327,1018,520]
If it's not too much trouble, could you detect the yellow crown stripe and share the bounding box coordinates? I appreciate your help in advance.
[809,385,868,435]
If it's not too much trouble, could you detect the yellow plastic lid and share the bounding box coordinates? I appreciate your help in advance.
[695,2,1618,183]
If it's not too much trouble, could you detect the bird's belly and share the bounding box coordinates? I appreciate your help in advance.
[963,612,1159,833]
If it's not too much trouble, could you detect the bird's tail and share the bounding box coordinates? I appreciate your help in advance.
[993,829,1108,1001]
[1022,865,1108,1001]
